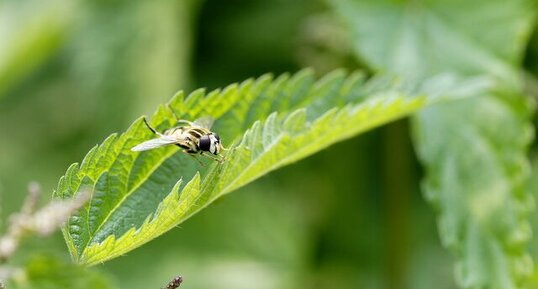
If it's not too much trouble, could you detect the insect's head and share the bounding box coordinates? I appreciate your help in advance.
[199,133,222,155]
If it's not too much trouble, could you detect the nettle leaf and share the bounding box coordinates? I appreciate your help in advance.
[54,70,486,266]
[331,0,535,288]
[329,0,534,80]
[414,87,535,289]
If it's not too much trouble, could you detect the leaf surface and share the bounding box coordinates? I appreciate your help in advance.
[330,0,536,287]
[55,70,486,265]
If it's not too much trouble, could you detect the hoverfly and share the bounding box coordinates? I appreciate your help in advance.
[131,116,225,164]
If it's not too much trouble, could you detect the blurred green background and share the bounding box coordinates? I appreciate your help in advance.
[0,0,535,288]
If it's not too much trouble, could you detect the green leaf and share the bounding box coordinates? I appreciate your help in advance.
[330,0,534,81]
[330,0,535,288]
[54,70,487,266]
[415,87,535,289]
[9,254,115,289]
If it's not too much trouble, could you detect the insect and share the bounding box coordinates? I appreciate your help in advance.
[162,276,183,289]
[131,116,225,164]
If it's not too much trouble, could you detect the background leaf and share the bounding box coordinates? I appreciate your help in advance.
[330,0,533,80]
[54,70,486,265]
[330,0,536,288]
[6,254,114,289]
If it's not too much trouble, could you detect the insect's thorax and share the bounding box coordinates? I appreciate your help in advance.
[164,126,211,152]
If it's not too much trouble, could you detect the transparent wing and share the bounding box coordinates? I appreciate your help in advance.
[131,135,178,151]
[175,116,214,129]
[193,116,214,129]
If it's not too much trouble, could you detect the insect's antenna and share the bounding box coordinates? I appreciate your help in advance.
[143,117,158,135]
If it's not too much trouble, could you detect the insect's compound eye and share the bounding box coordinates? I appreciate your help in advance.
[199,135,211,151]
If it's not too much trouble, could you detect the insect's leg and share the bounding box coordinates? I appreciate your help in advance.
[200,152,225,164]
[216,144,229,161]
[185,151,206,167]
[143,117,160,135]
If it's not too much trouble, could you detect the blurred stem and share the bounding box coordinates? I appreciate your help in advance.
[0,2,70,99]
[129,0,201,118]
[382,120,412,289]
